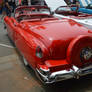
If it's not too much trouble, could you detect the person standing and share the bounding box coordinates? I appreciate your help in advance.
[0,0,11,23]
[0,0,4,14]
[11,0,16,12]
[75,0,80,12]
[3,0,12,16]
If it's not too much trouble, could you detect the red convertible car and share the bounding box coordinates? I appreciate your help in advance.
[4,5,92,84]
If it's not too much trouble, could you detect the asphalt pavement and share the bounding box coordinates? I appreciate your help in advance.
[0,15,92,92]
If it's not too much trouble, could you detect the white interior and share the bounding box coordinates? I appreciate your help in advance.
[54,14,92,26]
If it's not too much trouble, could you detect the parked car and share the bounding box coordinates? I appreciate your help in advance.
[4,5,92,84]
[68,0,92,14]
[55,6,92,19]
[55,5,92,27]
[71,6,92,14]
[43,0,92,26]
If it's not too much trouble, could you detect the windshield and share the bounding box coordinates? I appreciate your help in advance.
[14,6,53,22]
[57,7,72,12]
[15,6,51,18]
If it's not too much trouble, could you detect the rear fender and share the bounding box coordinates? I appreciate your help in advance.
[14,28,49,68]
[67,35,92,67]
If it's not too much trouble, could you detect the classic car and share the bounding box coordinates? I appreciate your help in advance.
[44,0,92,14]
[44,0,92,26]
[4,5,92,84]
[55,6,92,19]
[54,5,92,27]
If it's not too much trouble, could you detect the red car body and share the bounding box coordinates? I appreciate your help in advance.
[4,5,92,84]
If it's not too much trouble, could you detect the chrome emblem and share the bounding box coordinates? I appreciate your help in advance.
[84,51,92,60]
[80,47,92,61]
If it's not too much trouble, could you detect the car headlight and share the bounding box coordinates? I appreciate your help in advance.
[36,46,43,58]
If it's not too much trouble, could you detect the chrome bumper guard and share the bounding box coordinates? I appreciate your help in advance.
[36,65,92,84]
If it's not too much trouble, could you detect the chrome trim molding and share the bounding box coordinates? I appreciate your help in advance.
[36,64,92,84]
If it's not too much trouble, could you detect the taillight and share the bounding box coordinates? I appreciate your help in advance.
[36,46,43,58]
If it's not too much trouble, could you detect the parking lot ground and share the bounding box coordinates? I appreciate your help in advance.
[0,16,92,92]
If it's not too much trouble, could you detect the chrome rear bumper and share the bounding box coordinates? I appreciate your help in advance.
[36,65,92,84]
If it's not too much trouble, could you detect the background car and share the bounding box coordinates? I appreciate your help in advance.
[72,0,92,14]
[71,6,92,14]
[44,0,92,27]
[4,5,92,84]
[55,6,92,18]
[54,5,92,29]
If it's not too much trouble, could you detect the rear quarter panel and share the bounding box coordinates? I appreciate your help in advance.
[4,16,42,68]
[14,27,43,68]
